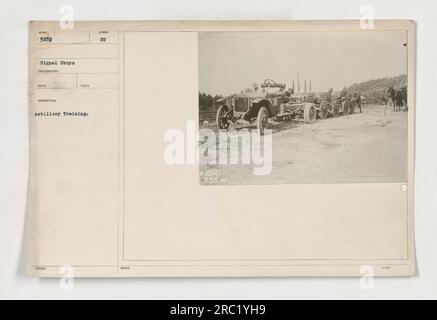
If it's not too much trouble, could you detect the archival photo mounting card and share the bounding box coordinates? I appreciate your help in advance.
[27,20,416,277]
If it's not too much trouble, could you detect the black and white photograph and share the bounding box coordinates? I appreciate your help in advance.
[199,31,408,185]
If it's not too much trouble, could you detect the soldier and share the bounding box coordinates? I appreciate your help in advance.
[387,86,396,111]
[357,93,362,113]
[381,88,392,126]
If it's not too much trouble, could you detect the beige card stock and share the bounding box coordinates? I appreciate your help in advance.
[27,20,416,277]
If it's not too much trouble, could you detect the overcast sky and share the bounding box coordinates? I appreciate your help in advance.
[198,31,407,95]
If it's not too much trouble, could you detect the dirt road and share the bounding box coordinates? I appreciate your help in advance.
[199,104,408,185]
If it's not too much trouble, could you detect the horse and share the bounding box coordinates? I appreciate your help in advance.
[400,86,408,111]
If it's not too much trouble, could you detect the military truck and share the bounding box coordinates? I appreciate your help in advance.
[216,79,317,135]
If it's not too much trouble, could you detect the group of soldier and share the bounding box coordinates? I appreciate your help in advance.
[324,87,363,113]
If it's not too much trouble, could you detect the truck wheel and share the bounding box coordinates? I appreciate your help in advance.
[342,101,349,115]
[256,106,268,135]
[349,102,355,114]
[216,105,230,130]
[303,103,316,123]
[319,101,328,120]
